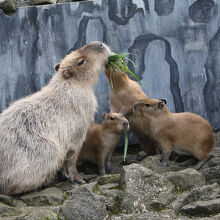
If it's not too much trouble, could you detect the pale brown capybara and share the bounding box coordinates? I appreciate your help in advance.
[0,41,111,195]
[104,65,158,156]
[133,98,215,169]
[78,113,129,176]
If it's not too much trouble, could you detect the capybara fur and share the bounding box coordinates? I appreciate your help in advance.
[133,98,215,169]
[104,65,157,155]
[78,113,129,176]
[0,41,110,195]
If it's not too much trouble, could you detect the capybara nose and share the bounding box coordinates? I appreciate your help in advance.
[123,122,129,128]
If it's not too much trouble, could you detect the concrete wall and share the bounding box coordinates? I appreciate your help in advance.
[0,0,219,144]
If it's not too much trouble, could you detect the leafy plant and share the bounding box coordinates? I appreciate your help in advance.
[123,132,128,162]
[108,53,143,88]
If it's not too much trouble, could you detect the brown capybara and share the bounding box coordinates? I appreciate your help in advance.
[104,65,157,155]
[0,41,111,195]
[78,113,129,176]
[133,98,215,169]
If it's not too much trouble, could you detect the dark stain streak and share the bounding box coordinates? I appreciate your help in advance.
[203,27,220,129]
[67,16,107,53]
[154,0,175,16]
[108,0,144,25]
[128,33,184,113]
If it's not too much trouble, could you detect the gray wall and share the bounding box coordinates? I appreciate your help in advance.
[0,0,219,145]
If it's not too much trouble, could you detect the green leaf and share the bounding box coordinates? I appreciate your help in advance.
[123,132,128,161]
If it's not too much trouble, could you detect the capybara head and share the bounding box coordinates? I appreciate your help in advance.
[133,98,167,117]
[102,113,129,133]
[55,41,110,80]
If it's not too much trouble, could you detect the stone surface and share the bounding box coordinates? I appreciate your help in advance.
[180,198,220,217]
[96,174,120,185]
[0,0,17,13]
[0,204,20,218]
[163,168,206,192]
[0,0,219,148]
[169,183,220,211]
[120,163,176,213]
[30,0,56,5]
[20,187,64,206]
[61,186,107,220]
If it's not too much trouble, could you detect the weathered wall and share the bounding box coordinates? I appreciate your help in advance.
[0,0,219,145]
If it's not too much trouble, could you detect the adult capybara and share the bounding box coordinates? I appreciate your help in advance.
[0,41,110,195]
[78,113,129,176]
[133,98,215,169]
[104,65,157,155]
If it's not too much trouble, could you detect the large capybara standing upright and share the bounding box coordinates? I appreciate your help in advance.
[0,41,110,195]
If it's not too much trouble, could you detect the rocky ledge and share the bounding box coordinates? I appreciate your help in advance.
[0,146,220,219]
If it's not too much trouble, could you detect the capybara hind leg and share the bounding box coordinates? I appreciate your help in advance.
[65,149,85,184]
[140,141,157,156]
[106,152,114,174]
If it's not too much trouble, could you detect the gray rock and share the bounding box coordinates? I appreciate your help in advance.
[55,180,76,192]
[21,187,64,206]
[180,198,220,217]
[140,155,183,174]
[120,163,176,213]
[0,194,16,207]
[61,186,107,220]
[0,204,20,217]
[96,174,120,185]
[169,183,220,211]
[200,155,220,184]
[163,168,206,192]
[16,209,58,220]
[0,0,17,13]
[30,0,56,5]
[82,181,98,193]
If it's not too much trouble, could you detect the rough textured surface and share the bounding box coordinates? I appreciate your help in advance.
[0,0,219,147]
[163,168,206,192]
[120,163,176,213]
[61,186,107,220]
[0,0,17,13]
[30,0,57,5]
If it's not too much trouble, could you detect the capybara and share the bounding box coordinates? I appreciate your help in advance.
[133,98,215,169]
[78,113,129,176]
[0,41,110,195]
[104,65,157,155]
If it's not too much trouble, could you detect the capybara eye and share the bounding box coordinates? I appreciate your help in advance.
[110,117,115,120]
[145,104,150,107]
[100,43,103,48]
[78,59,85,66]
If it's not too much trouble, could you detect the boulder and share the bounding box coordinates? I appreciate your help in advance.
[61,186,107,220]
[180,198,220,217]
[163,168,206,192]
[96,174,120,185]
[30,0,56,5]
[0,204,20,218]
[169,183,220,211]
[120,163,176,213]
[0,0,17,13]
[21,187,64,206]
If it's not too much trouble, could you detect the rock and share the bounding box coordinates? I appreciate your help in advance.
[99,183,119,191]
[180,198,220,217]
[16,209,58,220]
[169,183,220,211]
[140,155,182,174]
[61,186,107,220]
[120,163,176,213]
[96,174,120,185]
[0,204,20,218]
[81,173,98,182]
[21,187,64,206]
[82,181,98,193]
[55,180,76,192]
[163,168,206,192]
[0,0,17,14]
[0,194,16,207]
[200,155,220,184]
[30,0,56,5]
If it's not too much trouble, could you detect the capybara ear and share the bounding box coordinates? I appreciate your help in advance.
[160,99,167,104]
[54,63,60,71]
[62,68,73,79]
[158,102,165,109]
[102,113,107,120]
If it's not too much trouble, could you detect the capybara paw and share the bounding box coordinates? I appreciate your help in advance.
[75,177,86,184]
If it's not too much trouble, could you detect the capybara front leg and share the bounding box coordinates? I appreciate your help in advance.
[65,149,85,184]
[98,156,106,176]
[160,145,171,166]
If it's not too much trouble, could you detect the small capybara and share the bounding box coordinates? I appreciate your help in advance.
[104,65,157,155]
[78,113,129,176]
[0,41,111,195]
[133,98,215,169]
